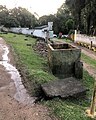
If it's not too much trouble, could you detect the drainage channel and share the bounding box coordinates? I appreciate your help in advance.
[0,44,36,105]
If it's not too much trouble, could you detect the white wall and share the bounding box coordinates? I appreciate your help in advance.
[76,34,96,47]
[33,29,53,39]
[9,27,53,39]
[10,28,34,35]
[33,30,46,39]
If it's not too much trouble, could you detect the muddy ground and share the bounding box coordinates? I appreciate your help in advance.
[0,38,57,120]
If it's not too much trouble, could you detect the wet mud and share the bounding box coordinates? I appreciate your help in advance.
[0,44,36,105]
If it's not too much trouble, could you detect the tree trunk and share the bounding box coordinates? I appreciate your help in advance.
[78,11,81,30]
[87,14,91,35]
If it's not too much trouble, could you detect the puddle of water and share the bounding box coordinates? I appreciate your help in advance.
[0,44,36,105]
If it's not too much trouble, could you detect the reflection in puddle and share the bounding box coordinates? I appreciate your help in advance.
[0,44,36,105]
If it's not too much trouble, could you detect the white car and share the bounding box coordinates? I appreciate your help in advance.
[62,35,68,38]
[53,34,57,37]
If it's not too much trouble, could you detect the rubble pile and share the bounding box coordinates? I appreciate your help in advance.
[33,41,48,57]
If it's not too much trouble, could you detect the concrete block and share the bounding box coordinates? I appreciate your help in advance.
[75,61,83,79]
[48,43,82,79]
[42,77,87,98]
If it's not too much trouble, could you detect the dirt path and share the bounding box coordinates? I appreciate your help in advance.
[72,43,96,79]
[73,43,96,60]
[68,42,96,79]
[0,38,57,120]
[83,62,96,78]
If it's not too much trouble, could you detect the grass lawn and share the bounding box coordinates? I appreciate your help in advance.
[1,33,56,96]
[81,53,96,68]
[1,33,95,120]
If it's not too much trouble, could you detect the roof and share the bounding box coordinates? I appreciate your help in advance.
[35,25,48,29]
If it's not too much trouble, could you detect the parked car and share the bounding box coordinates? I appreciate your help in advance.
[62,35,68,38]
[53,34,57,37]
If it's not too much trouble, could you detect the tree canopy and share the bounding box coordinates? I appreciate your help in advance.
[38,0,96,35]
[66,0,96,35]
[38,4,74,34]
[0,5,37,28]
[0,2,96,35]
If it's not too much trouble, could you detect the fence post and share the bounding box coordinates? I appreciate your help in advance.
[86,78,96,118]
[90,41,93,50]
[74,30,77,43]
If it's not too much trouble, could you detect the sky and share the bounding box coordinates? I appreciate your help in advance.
[0,0,65,17]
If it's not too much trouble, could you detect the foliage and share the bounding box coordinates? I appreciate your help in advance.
[66,0,96,35]
[39,4,74,34]
[0,4,74,34]
[4,15,20,27]
[38,0,96,35]
[0,5,37,28]
[1,0,96,35]
[0,5,9,26]
[65,19,75,31]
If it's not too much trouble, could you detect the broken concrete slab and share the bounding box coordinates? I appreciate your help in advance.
[41,77,87,98]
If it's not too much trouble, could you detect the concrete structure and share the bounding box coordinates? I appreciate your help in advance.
[9,22,53,40]
[41,42,85,99]
[42,77,87,98]
[9,27,34,35]
[48,43,83,79]
[75,34,96,47]
[33,25,50,39]
[33,23,53,40]
[0,26,8,33]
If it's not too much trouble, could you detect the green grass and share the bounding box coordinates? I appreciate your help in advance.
[61,38,73,43]
[43,70,94,120]
[81,53,96,68]
[1,33,95,120]
[1,33,56,95]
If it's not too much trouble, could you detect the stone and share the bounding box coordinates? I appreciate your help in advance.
[24,38,28,41]
[41,77,87,98]
[75,61,83,79]
[26,43,32,46]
